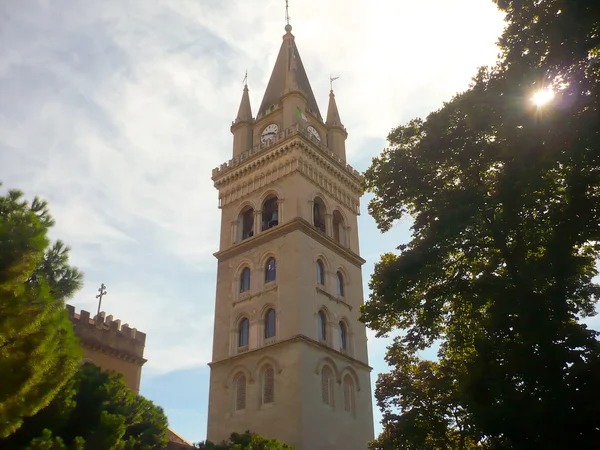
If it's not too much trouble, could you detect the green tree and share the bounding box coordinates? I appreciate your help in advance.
[0,185,83,438]
[1,363,169,450]
[196,431,294,449]
[362,0,600,448]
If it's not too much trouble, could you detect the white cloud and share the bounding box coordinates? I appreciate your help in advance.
[1,0,508,437]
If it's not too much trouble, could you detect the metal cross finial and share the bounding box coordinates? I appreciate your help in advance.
[330,75,340,91]
[242,70,248,86]
[96,283,107,318]
[285,0,290,25]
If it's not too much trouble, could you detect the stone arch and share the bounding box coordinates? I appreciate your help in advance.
[224,363,253,388]
[252,355,283,379]
[339,365,362,391]
[236,201,256,241]
[258,188,283,208]
[314,356,340,380]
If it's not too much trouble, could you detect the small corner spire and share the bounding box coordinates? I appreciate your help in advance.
[326,76,343,127]
[235,73,253,122]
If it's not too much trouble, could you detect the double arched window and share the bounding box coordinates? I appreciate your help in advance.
[336,271,345,297]
[316,260,325,286]
[238,318,249,348]
[264,308,276,339]
[240,267,251,293]
[265,257,276,283]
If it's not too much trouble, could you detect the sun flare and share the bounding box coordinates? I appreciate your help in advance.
[532,89,554,106]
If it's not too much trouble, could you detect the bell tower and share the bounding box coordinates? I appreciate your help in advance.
[206,22,374,450]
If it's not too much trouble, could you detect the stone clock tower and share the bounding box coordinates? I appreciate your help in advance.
[206,23,374,450]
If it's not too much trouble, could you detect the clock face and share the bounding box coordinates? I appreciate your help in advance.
[307,125,321,142]
[261,123,279,143]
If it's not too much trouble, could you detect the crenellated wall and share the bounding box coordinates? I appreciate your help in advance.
[66,304,147,393]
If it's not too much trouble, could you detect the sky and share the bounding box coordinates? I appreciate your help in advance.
[0,0,509,444]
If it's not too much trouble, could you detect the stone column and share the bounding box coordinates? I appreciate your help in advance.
[325,213,333,238]
[253,210,262,235]
[231,220,238,245]
[309,200,315,225]
[345,226,351,249]
[277,198,285,224]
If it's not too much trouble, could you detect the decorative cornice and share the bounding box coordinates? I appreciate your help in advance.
[208,334,372,371]
[216,148,361,214]
[79,338,147,366]
[214,217,366,267]
[316,286,352,311]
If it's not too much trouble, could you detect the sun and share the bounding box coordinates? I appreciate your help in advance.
[532,89,554,106]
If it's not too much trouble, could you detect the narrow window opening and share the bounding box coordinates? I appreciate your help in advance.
[238,318,249,347]
[318,310,327,342]
[240,267,251,293]
[336,272,345,297]
[339,321,347,351]
[265,308,276,339]
[265,257,276,283]
[316,260,325,286]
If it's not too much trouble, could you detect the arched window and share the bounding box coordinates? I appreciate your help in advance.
[235,374,246,411]
[240,267,250,293]
[265,257,276,283]
[343,375,355,414]
[238,318,249,348]
[336,271,345,297]
[321,366,334,406]
[264,308,276,339]
[332,210,345,244]
[316,260,325,286]
[239,207,254,241]
[318,310,327,342]
[339,321,348,351]
[313,197,326,233]
[261,365,275,404]
[261,196,279,231]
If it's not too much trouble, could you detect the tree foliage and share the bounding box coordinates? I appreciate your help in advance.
[1,363,169,450]
[0,184,83,438]
[195,431,294,450]
[363,1,600,448]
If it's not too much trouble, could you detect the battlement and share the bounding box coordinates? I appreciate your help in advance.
[66,304,146,362]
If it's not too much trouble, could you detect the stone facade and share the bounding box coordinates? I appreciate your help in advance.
[66,304,146,393]
[207,24,374,450]
[67,305,194,449]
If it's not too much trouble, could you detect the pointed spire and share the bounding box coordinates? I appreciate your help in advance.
[235,83,253,123]
[326,89,343,128]
[257,26,321,119]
